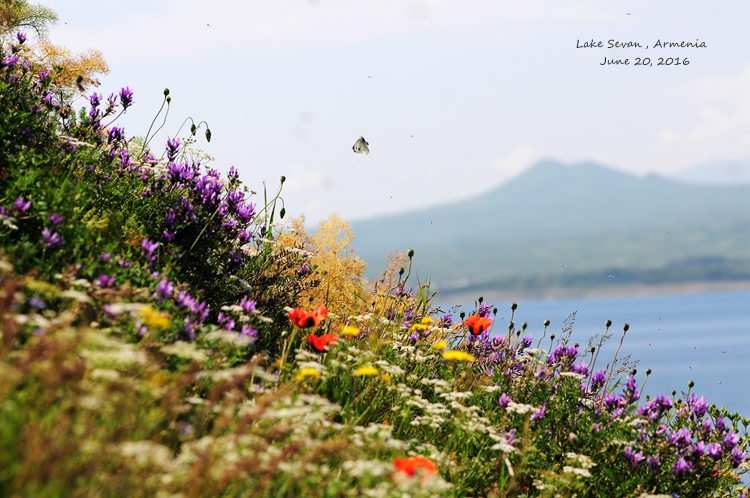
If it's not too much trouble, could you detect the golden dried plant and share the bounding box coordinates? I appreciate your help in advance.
[278,214,368,318]
[34,39,109,90]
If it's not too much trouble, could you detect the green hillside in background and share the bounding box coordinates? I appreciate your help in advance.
[349,160,750,296]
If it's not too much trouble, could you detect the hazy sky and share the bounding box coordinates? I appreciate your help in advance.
[44,0,750,224]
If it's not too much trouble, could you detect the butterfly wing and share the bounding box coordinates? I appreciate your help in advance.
[352,136,369,155]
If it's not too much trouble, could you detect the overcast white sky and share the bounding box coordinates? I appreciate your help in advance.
[44,0,750,224]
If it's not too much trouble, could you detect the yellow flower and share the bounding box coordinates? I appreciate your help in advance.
[296,368,321,381]
[410,316,435,332]
[432,340,448,351]
[381,374,391,382]
[442,350,476,362]
[342,325,359,336]
[354,365,379,376]
[139,305,171,329]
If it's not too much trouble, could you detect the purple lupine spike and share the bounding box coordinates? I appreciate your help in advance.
[119,87,133,109]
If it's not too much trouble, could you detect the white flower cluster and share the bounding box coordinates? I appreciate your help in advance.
[562,452,596,478]
[505,401,539,415]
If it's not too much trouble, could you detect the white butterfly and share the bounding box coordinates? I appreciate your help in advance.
[352,136,369,155]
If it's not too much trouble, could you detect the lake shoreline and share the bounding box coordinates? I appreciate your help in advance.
[436,279,750,304]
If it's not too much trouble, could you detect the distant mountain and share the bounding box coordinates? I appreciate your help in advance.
[668,159,750,185]
[349,160,750,296]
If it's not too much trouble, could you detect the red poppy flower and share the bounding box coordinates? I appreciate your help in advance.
[288,304,328,328]
[462,314,492,335]
[307,333,339,352]
[393,456,438,478]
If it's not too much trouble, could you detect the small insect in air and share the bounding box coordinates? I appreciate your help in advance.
[352,136,370,155]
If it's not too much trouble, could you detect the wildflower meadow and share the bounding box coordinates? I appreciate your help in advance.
[1,7,749,497]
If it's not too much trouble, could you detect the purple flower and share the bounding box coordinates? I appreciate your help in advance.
[119,87,133,109]
[592,423,600,433]
[730,447,745,467]
[531,403,546,421]
[669,428,692,449]
[14,197,31,213]
[590,369,606,390]
[240,325,258,343]
[2,55,19,68]
[107,126,125,143]
[29,296,45,309]
[240,296,256,314]
[706,442,722,460]
[672,457,692,476]
[16,32,27,44]
[477,302,493,318]
[166,137,180,162]
[156,278,174,299]
[163,208,177,226]
[228,166,239,179]
[409,331,419,344]
[716,417,726,431]
[89,92,102,108]
[656,424,667,435]
[442,314,453,326]
[624,447,645,468]
[141,238,159,264]
[603,393,622,410]
[39,69,50,81]
[521,335,533,348]
[48,212,65,225]
[690,441,705,459]
[498,393,512,408]
[96,274,115,288]
[99,253,111,262]
[690,396,708,418]
[42,228,62,248]
[571,362,589,376]
[646,454,660,471]
[723,431,740,450]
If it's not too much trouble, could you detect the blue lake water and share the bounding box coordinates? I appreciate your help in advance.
[439,289,750,416]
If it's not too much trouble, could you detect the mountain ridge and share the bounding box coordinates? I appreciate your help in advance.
[348,159,750,295]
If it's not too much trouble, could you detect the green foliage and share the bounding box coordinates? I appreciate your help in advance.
[0,0,58,38]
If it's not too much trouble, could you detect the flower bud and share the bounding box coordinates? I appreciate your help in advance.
[478,296,483,303]
[688,380,695,388]
[279,207,286,219]
[280,175,286,183]
[508,321,514,330]
[522,322,527,331]
[407,248,415,258]
[623,323,630,332]
[646,368,652,375]
[510,302,517,310]
[398,267,404,276]
[544,319,551,327]
[605,319,612,328]
[164,88,170,96]
[550,333,556,340]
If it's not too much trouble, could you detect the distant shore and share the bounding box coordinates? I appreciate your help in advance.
[435,279,750,304]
